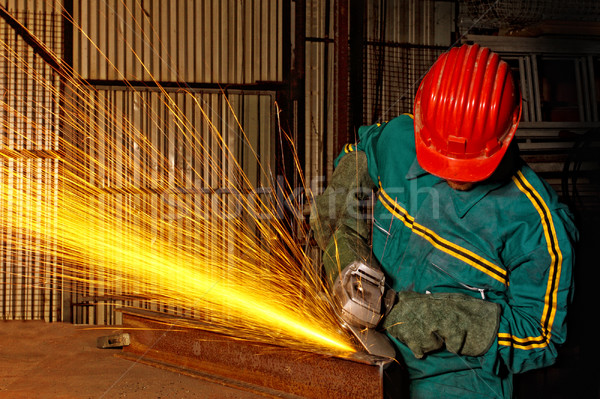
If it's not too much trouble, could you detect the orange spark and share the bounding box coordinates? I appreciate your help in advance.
[0,4,356,356]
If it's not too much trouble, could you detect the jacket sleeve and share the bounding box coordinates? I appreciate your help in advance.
[485,202,577,375]
[308,151,375,250]
[309,121,386,250]
[334,121,387,181]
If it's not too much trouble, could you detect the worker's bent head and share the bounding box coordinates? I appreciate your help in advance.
[414,44,522,183]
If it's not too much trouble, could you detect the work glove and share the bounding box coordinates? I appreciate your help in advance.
[309,151,375,251]
[383,291,501,358]
[322,224,380,287]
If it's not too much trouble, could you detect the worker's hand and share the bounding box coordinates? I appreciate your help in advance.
[383,291,500,358]
[322,224,378,287]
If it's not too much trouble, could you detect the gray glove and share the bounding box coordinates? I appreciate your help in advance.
[383,291,501,358]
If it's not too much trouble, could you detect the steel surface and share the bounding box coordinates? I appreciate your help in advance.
[120,309,406,399]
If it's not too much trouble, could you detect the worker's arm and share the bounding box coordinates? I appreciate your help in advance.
[383,193,576,368]
[309,151,376,286]
[487,205,577,374]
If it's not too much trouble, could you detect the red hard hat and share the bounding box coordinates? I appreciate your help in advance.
[414,44,522,182]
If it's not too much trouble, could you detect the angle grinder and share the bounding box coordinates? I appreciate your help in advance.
[332,259,396,359]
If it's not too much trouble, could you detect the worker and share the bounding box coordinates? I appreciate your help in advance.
[310,44,577,398]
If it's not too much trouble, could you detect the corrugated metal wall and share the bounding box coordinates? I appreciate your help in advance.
[304,0,333,182]
[1,0,282,324]
[0,0,61,14]
[0,0,63,321]
[68,0,282,325]
[65,88,275,325]
[73,0,283,83]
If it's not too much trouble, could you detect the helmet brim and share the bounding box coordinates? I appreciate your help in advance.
[415,130,510,183]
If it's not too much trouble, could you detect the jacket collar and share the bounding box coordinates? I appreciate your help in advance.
[449,180,503,218]
[405,158,501,218]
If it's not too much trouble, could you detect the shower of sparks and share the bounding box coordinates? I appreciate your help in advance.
[0,5,356,355]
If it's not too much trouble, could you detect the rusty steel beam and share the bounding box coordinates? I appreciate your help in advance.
[119,309,406,399]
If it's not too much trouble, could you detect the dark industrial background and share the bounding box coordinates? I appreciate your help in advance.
[1,1,598,397]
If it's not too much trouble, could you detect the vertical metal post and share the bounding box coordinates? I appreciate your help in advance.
[349,0,364,137]
[334,0,349,155]
[59,0,74,323]
[292,0,306,183]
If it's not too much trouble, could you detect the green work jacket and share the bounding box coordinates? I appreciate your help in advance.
[335,114,577,398]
